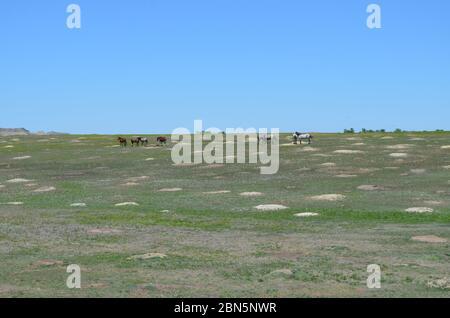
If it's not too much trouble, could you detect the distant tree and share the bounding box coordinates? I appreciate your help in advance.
[394,128,402,133]
[361,128,367,133]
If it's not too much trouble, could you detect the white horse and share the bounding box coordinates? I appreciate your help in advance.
[293,132,313,144]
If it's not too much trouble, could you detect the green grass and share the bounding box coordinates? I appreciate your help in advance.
[0,132,450,297]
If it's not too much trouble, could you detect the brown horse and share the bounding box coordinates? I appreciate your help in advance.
[117,137,127,147]
[156,137,167,146]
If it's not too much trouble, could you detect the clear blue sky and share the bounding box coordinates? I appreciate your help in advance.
[1,0,449,134]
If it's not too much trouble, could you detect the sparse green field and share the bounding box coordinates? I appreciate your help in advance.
[0,132,449,297]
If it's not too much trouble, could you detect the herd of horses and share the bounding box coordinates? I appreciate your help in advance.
[117,132,313,147]
[117,136,167,147]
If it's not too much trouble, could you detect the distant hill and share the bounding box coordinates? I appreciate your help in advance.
[0,128,67,136]
[0,128,30,136]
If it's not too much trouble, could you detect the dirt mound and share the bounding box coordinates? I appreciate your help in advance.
[334,150,365,154]
[301,147,319,152]
[88,228,123,235]
[254,204,288,211]
[127,253,167,260]
[6,178,33,183]
[386,144,415,150]
[294,212,319,217]
[158,188,183,192]
[1,202,24,206]
[12,156,31,160]
[405,207,434,213]
[203,190,231,194]
[240,192,263,197]
[70,203,87,207]
[115,202,139,207]
[33,186,56,193]
[389,153,408,158]
[427,278,450,289]
[127,176,150,182]
[410,169,426,174]
[310,194,346,201]
[357,185,384,191]
[412,235,447,243]
[33,259,64,267]
[320,162,336,167]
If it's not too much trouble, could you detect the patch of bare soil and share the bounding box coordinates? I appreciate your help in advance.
[127,253,167,260]
[335,174,357,178]
[123,182,139,187]
[310,194,346,201]
[294,212,319,217]
[334,150,365,154]
[411,236,447,243]
[1,202,24,205]
[6,178,33,183]
[320,162,336,167]
[254,204,289,211]
[88,228,123,235]
[405,207,434,213]
[203,190,231,195]
[410,169,426,174]
[301,147,319,152]
[386,144,415,150]
[127,176,150,182]
[158,188,183,192]
[12,156,31,160]
[389,153,408,158]
[357,185,385,191]
[70,203,87,207]
[240,192,263,197]
[115,202,139,207]
[427,278,450,289]
[33,186,56,193]
[33,259,64,267]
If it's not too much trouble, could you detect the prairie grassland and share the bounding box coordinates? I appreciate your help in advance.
[0,132,449,297]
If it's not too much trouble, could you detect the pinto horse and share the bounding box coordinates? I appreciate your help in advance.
[156,137,167,145]
[293,132,313,144]
[117,137,127,147]
[131,137,141,147]
[139,137,149,146]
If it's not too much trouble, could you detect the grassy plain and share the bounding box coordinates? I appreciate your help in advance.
[0,132,449,297]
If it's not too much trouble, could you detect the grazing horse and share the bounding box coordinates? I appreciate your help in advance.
[139,137,149,146]
[131,137,141,147]
[117,137,127,147]
[156,137,167,146]
[293,132,313,144]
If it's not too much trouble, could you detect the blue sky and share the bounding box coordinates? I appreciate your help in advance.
[1,0,449,134]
